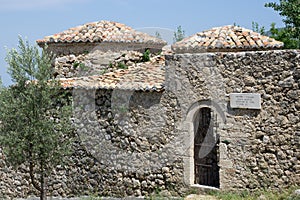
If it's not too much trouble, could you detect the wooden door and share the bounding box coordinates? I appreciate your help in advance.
[194,107,219,187]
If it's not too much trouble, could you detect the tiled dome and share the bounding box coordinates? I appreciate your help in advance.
[37,20,166,45]
[172,25,284,53]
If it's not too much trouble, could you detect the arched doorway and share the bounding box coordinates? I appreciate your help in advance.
[194,107,220,187]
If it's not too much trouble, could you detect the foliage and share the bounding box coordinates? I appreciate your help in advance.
[146,188,184,200]
[155,31,162,39]
[79,62,89,71]
[252,21,266,35]
[265,0,300,31]
[173,25,185,43]
[265,0,300,48]
[208,187,299,200]
[99,69,108,75]
[268,22,299,49]
[80,194,102,200]
[73,61,80,69]
[73,61,89,71]
[233,22,240,27]
[142,49,151,62]
[252,22,298,49]
[0,37,73,200]
[117,62,128,69]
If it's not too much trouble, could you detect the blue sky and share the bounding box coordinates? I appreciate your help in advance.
[0,0,284,86]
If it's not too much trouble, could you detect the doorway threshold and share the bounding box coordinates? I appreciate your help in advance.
[190,184,220,190]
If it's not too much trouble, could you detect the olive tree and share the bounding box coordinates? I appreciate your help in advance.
[0,38,73,200]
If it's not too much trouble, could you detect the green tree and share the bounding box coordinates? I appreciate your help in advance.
[173,25,185,43]
[265,0,300,48]
[0,38,73,200]
[252,21,266,35]
[268,22,299,49]
[155,31,162,39]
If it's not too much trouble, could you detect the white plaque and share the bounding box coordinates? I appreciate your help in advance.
[230,93,261,109]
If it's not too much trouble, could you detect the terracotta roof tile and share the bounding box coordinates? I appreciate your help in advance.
[59,56,165,92]
[37,20,166,46]
[172,25,284,53]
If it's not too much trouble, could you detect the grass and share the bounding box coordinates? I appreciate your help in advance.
[99,69,108,75]
[73,61,89,71]
[142,49,151,62]
[117,62,128,69]
[74,187,300,200]
[80,195,102,200]
[207,187,299,200]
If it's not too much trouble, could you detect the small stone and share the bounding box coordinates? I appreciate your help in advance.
[89,179,98,186]
[135,189,142,196]
[279,77,294,88]
[287,90,299,100]
[155,179,164,185]
[262,135,269,143]
[293,67,300,79]
[56,56,68,63]
[156,174,164,179]
[132,178,140,188]
[162,167,170,173]
[159,190,171,197]
[244,75,256,86]
[294,189,300,196]
[141,180,147,188]
[257,194,267,200]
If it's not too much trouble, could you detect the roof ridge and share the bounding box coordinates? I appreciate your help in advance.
[37,20,166,45]
[172,25,283,53]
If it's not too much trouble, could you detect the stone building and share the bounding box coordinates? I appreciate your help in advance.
[0,21,299,198]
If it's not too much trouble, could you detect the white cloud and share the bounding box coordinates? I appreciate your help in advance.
[0,0,90,11]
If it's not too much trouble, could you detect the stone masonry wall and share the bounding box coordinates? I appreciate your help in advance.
[0,90,185,199]
[45,42,163,57]
[218,50,300,190]
[166,49,300,191]
[53,50,144,78]
[0,49,299,199]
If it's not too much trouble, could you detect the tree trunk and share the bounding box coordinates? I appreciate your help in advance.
[40,160,47,200]
[29,160,41,191]
[29,148,42,195]
[40,173,45,200]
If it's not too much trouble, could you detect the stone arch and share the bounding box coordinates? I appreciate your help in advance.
[183,100,225,188]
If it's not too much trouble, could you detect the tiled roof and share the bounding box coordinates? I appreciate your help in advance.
[37,20,166,45]
[172,25,284,53]
[59,56,165,92]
